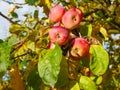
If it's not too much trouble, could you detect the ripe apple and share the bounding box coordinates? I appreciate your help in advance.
[70,38,89,58]
[49,4,65,23]
[47,42,55,49]
[62,8,83,30]
[49,26,69,45]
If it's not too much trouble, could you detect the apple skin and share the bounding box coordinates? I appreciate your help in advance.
[49,26,69,46]
[62,8,83,30]
[47,42,55,49]
[86,53,91,60]
[49,4,65,23]
[70,38,89,58]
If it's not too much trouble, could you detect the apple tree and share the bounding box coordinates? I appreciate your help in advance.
[0,0,120,90]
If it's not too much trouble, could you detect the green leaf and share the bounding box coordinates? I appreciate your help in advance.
[55,57,69,88]
[96,9,104,18]
[27,67,42,90]
[73,0,79,6]
[105,17,113,22]
[87,24,92,36]
[7,34,17,46]
[11,12,18,18]
[34,10,39,18]
[25,0,40,5]
[89,45,109,75]
[79,24,92,36]
[0,39,3,43]
[79,76,97,90]
[0,35,17,72]
[38,44,62,87]
[96,76,103,85]
[70,82,80,90]
[0,42,11,72]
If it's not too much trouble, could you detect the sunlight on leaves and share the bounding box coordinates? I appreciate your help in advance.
[79,76,97,90]
[38,44,62,87]
[89,45,109,75]
[100,27,109,40]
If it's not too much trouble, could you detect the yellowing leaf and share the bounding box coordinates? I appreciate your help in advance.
[100,27,109,40]
[15,44,27,57]
[45,0,51,8]
[9,24,29,34]
[108,29,119,34]
[8,5,17,15]
[28,18,35,22]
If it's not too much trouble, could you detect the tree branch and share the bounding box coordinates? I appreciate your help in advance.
[0,12,34,31]
[10,52,29,60]
[10,37,28,53]
[0,12,17,24]
[2,0,26,5]
[109,22,120,30]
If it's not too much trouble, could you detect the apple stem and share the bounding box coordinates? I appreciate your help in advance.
[79,32,82,38]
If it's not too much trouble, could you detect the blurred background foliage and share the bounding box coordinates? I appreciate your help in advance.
[0,0,120,90]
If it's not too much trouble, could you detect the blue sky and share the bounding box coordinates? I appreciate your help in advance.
[0,0,45,40]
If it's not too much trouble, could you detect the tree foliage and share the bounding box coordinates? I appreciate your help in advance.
[0,0,120,90]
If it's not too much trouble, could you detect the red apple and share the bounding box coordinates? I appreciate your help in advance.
[49,4,65,23]
[49,26,69,45]
[62,8,83,30]
[70,38,89,58]
[47,42,55,49]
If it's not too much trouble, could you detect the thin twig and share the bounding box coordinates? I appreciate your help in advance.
[0,12,34,31]
[10,52,29,60]
[2,0,26,5]
[0,12,17,24]
[108,22,120,30]
[10,37,28,53]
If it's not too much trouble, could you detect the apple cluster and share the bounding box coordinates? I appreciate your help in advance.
[48,4,89,58]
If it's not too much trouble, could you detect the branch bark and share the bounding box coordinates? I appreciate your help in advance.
[0,12,17,24]
[2,0,26,5]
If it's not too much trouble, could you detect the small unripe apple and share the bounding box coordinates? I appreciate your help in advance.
[49,26,69,45]
[70,38,89,58]
[49,4,65,23]
[62,8,83,30]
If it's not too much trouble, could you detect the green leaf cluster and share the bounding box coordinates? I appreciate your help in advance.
[0,35,17,73]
